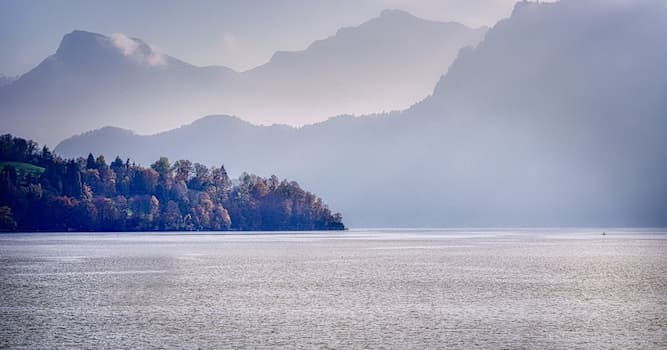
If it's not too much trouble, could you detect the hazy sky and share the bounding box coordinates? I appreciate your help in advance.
[1,0,528,76]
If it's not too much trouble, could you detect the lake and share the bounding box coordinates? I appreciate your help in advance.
[1,229,665,349]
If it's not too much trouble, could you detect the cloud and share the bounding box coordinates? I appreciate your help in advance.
[110,32,139,56]
[147,45,166,66]
[111,32,166,66]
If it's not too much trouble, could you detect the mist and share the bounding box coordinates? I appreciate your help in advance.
[4,0,667,227]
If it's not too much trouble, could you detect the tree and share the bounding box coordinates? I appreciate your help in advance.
[64,160,83,199]
[94,197,121,231]
[150,157,172,180]
[86,153,96,169]
[174,160,193,183]
[162,200,183,230]
[95,155,107,169]
[0,206,17,231]
[211,205,231,230]
[0,134,345,232]
[40,146,53,164]
[189,163,210,191]
[131,168,159,195]
[73,200,97,231]
[111,156,125,171]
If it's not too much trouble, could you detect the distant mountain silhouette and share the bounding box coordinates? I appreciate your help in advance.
[1,31,237,145]
[239,9,487,125]
[0,11,485,146]
[0,74,17,87]
[56,0,667,227]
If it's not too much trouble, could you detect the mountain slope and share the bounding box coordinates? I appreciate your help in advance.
[0,74,17,87]
[238,9,487,124]
[1,12,485,146]
[0,31,238,145]
[56,0,667,227]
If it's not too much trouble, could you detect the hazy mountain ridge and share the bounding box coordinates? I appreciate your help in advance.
[240,9,487,124]
[0,74,17,87]
[56,0,667,227]
[0,11,485,145]
[1,30,237,145]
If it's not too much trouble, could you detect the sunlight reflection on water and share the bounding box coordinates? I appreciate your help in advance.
[1,229,665,349]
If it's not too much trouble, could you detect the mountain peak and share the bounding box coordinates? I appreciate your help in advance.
[55,30,167,67]
[511,0,557,17]
[372,9,473,31]
[190,114,248,126]
[56,30,108,56]
[379,9,415,19]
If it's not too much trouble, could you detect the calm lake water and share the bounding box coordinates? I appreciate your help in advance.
[0,229,665,349]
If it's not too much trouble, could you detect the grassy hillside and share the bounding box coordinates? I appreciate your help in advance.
[0,161,45,176]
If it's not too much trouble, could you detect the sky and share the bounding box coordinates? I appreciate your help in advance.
[1,0,530,77]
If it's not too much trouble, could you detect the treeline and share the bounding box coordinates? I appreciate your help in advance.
[0,134,344,232]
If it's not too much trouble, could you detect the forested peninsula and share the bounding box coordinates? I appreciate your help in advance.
[0,134,344,232]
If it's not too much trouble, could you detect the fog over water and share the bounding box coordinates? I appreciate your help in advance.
[1,230,665,349]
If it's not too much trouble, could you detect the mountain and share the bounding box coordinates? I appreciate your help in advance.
[56,0,667,228]
[0,74,17,87]
[0,31,237,146]
[238,9,487,125]
[407,0,667,227]
[0,11,486,146]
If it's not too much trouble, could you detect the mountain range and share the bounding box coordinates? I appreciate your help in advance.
[55,0,667,227]
[0,10,486,146]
